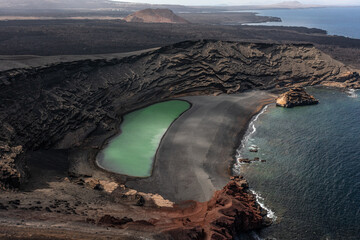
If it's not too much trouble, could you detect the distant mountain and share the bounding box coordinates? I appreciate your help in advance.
[267,1,321,9]
[275,1,303,6]
[124,8,189,24]
[0,0,331,14]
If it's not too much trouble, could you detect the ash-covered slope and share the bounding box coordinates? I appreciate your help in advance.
[124,8,189,24]
[0,40,359,187]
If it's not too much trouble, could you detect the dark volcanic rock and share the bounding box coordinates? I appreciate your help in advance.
[163,177,270,239]
[0,203,8,210]
[8,199,20,205]
[276,87,319,108]
[98,215,133,227]
[165,227,205,240]
[0,40,359,188]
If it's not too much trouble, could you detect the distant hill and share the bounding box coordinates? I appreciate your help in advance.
[275,1,303,6]
[0,0,333,12]
[267,1,321,9]
[124,8,189,24]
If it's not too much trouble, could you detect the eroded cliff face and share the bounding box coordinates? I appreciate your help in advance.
[0,40,359,187]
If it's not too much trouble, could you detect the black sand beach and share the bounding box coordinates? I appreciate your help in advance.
[126,91,275,202]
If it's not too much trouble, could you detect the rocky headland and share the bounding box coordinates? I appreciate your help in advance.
[0,40,359,239]
[276,87,319,108]
[124,8,189,24]
[96,176,270,240]
[160,177,272,239]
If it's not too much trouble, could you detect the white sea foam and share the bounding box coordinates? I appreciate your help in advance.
[233,105,269,175]
[346,89,358,98]
[251,189,277,221]
[240,105,268,151]
[232,104,277,223]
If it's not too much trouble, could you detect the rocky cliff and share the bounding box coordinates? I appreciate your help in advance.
[124,8,189,24]
[276,87,319,107]
[0,40,359,187]
[97,177,270,240]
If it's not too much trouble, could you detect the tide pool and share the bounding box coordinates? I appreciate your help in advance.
[97,100,190,177]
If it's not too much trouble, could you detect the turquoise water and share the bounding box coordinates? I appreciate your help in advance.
[246,7,360,39]
[97,100,190,177]
[235,87,360,239]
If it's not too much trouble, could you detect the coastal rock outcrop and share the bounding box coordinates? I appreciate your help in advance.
[124,8,189,24]
[276,87,319,107]
[162,177,271,240]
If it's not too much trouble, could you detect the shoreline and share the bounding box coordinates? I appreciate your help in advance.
[231,103,271,176]
[233,102,278,222]
[231,87,360,239]
[126,90,276,203]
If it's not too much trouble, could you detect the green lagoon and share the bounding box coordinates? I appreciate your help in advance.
[97,100,190,177]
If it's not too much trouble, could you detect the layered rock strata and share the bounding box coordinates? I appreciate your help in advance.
[1,40,359,158]
[276,87,319,107]
[0,40,359,187]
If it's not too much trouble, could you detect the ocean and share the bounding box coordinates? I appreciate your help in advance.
[245,7,360,39]
[234,87,360,239]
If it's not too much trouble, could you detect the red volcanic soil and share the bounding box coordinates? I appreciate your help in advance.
[0,176,270,240]
[98,177,271,240]
[164,177,271,239]
[124,8,190,24]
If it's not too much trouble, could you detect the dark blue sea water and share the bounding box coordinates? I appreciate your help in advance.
[246,7,360,39]
[235,87,360,240]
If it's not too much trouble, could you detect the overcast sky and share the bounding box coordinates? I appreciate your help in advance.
[114,0,360,6]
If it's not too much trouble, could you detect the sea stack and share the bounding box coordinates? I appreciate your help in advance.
[124,8,190,24]
[276,87,319,108]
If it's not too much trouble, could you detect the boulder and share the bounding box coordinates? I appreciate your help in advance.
[239,158,251,163]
